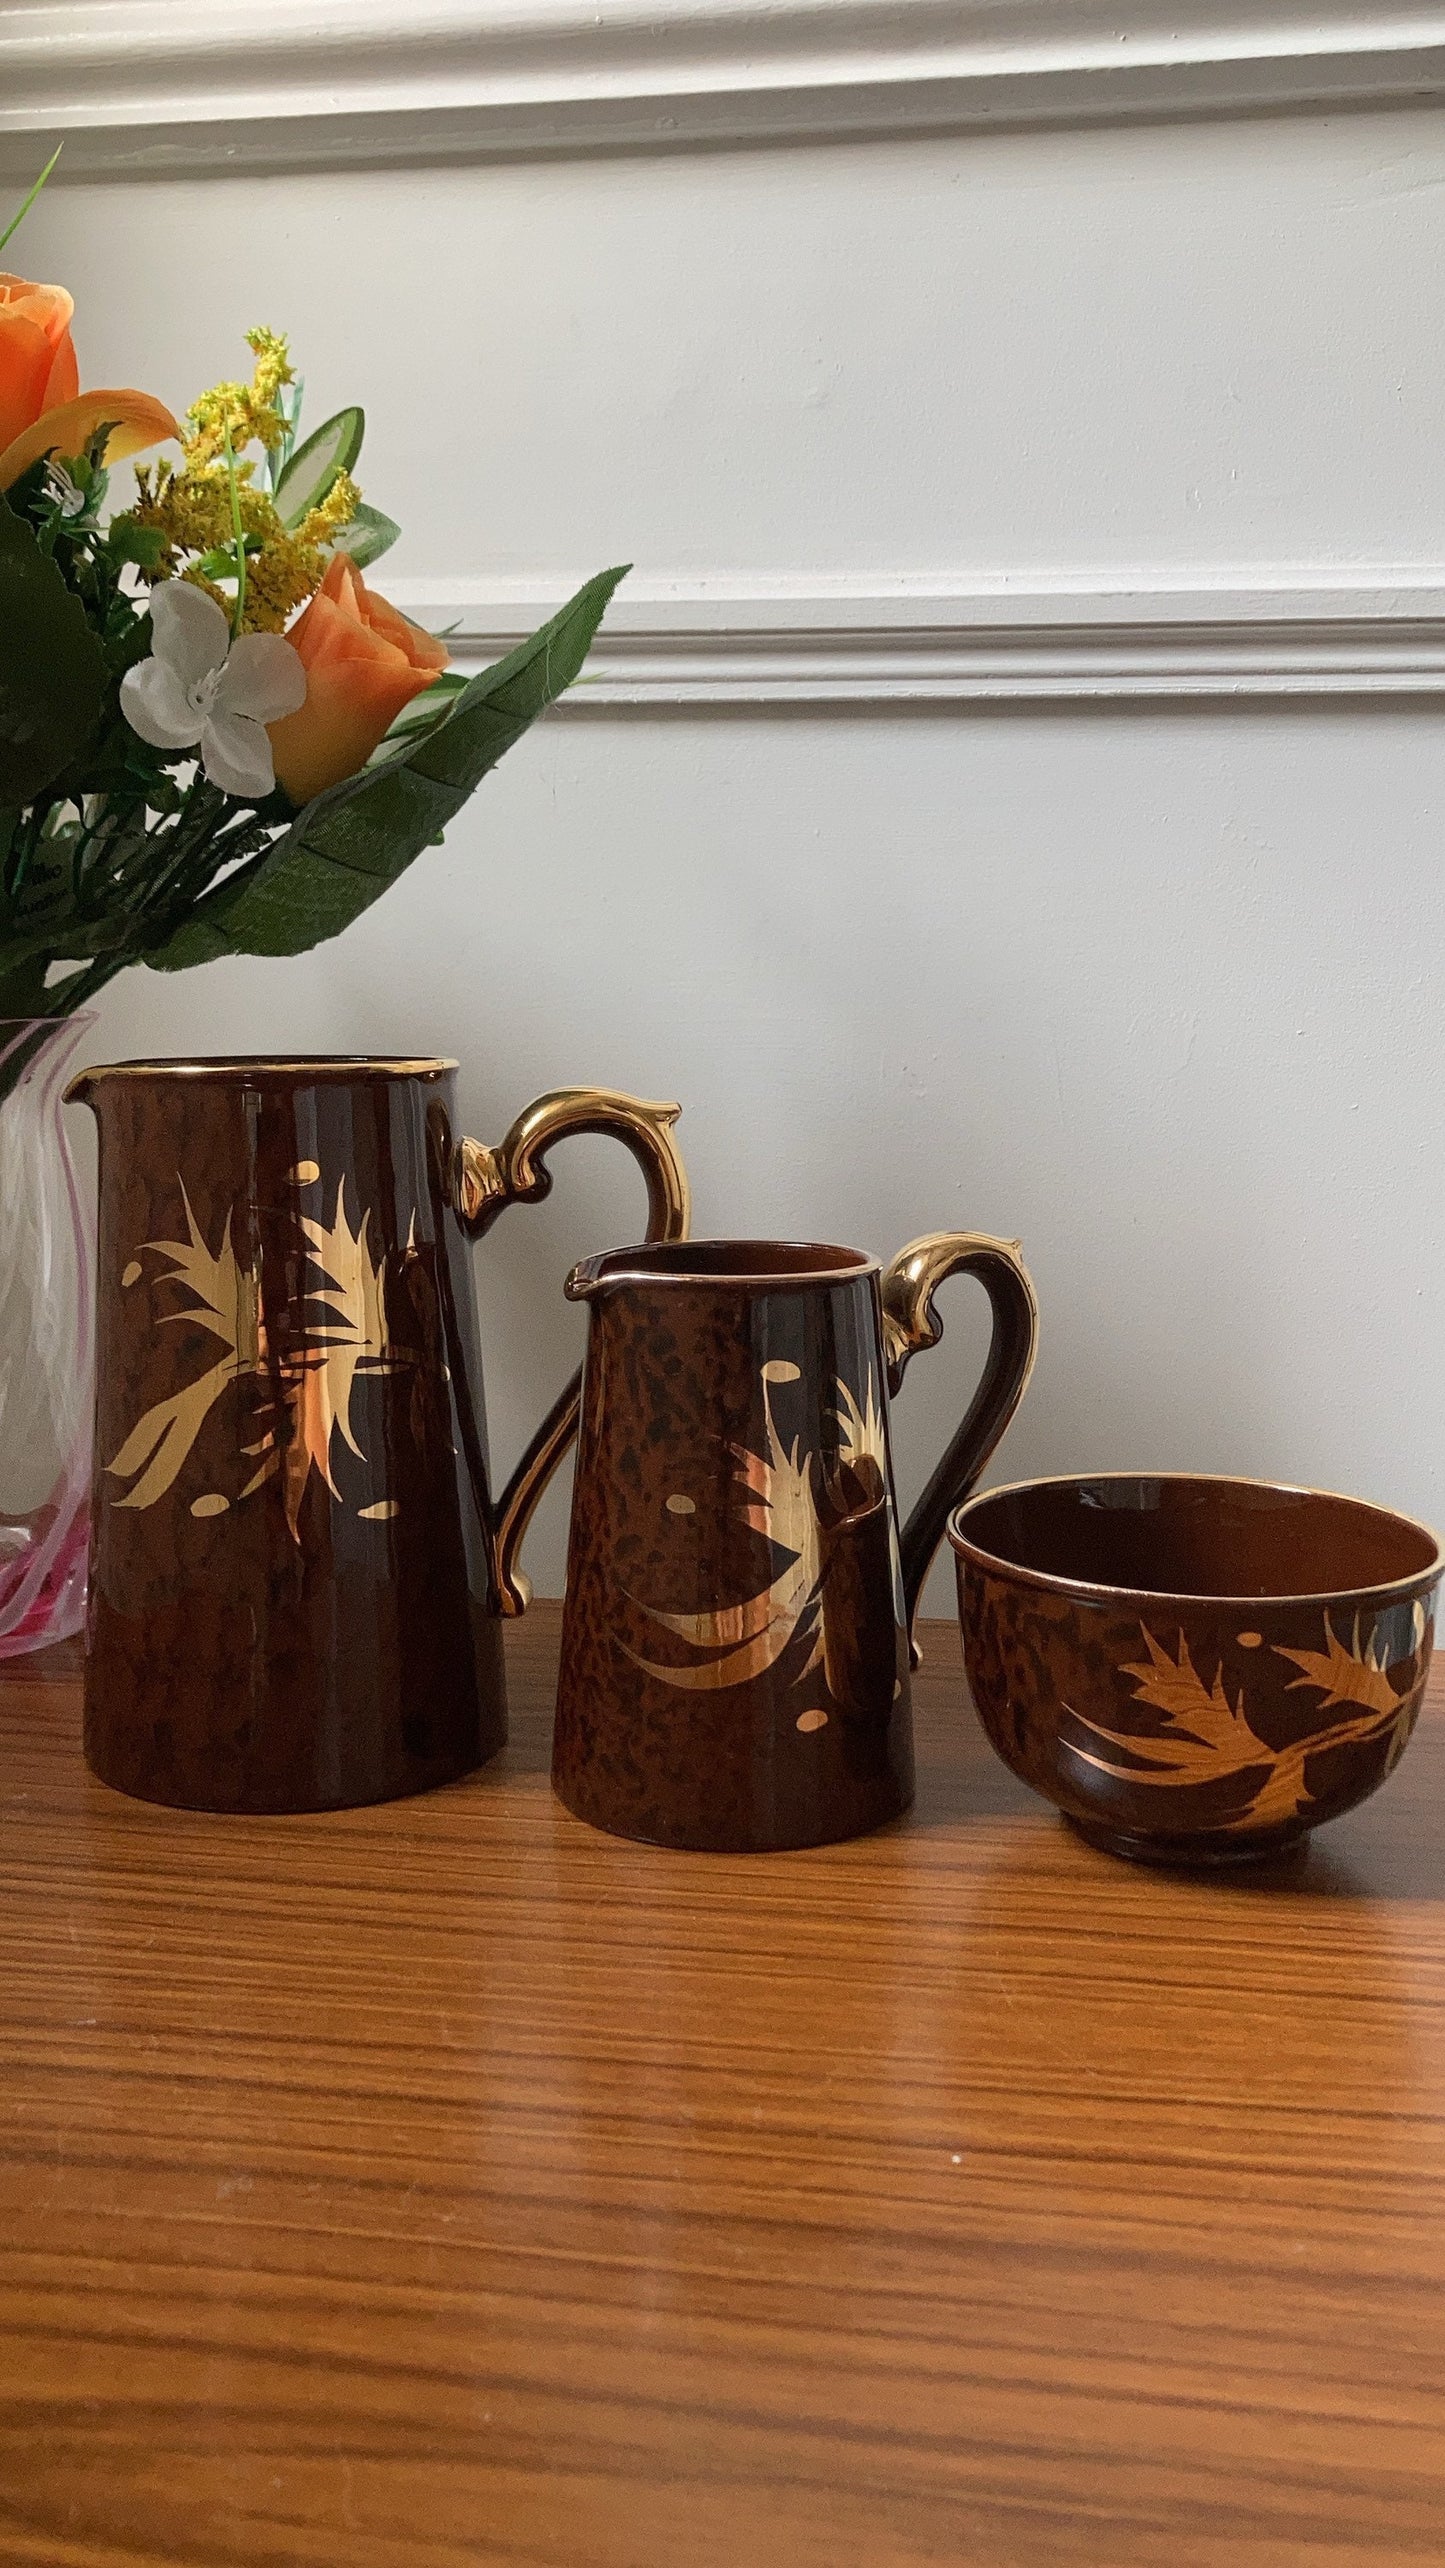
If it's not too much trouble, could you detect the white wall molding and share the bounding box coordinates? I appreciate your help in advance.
[5,1,1445,176]
[385,575,1445,703]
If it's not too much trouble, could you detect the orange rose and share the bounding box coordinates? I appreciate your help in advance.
[268,552,449,805]
[0,269,177,489]
[0,274,78,452]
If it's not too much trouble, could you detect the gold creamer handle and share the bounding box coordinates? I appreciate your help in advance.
[452,1087,691,1614]
[881,1231,1039,1661]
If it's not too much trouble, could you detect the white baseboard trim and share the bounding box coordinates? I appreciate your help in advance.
[4,1,1445,177]
[384,574,1445,704]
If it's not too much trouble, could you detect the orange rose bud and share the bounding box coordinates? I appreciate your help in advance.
[0,271,178,489]
[0,273,79,456]
[268,553,450,806]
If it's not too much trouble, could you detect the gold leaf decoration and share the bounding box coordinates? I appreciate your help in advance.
[1116,1626,1257,1764]
[628,1357,902,1713]
[107,1173,414,1540]
[628,1359,823,1689]
[1274,1612,1399,1715]
[834,1372,887,1480]
[108,1360,242,1512]
[108,1187,264,1510]
[301,1182,396,1459]
[1064,1610,1429,1833]
[152,1185,266,1366]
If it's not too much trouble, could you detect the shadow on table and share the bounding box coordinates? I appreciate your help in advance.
[911,1692,1445,1906]
[924,1777,1445,1904]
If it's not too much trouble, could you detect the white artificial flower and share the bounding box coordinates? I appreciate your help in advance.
[120,579,307,801]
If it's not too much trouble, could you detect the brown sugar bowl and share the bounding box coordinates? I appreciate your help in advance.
[948,1472,1444,1866]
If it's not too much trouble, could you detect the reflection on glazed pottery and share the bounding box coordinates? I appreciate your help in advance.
[1064,1606,1429,1833]
[626,1357,900,1727]
[106,1169,413,1539]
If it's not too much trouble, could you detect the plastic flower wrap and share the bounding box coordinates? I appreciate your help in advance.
[0,158,625,1090]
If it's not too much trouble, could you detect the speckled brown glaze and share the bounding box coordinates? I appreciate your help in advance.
[68,1059,504,1812]
[950,1474,1445,1865]
[554,1237,1038,1852]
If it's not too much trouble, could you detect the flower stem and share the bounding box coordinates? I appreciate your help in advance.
[222,420,247,635]
[0,144,62,260]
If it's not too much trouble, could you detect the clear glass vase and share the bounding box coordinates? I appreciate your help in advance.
[0,1016,94,1655]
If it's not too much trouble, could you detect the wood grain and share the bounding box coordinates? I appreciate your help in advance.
[1,1609,1443,2567]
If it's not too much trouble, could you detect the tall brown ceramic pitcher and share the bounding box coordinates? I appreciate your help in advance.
[66,1059,690,1812]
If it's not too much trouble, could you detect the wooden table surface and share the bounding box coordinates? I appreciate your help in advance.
[1,1609,1442,2568]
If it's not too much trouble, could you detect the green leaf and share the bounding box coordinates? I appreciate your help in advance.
[330,500,401,570]
[104,513,167,573]
[273,406,365,527]
[0,494,107,805]
[194,537,262,577]
[371,668,469,756]
[0,950,52,1019]
[0,145,62,261]
[147,565,627,970]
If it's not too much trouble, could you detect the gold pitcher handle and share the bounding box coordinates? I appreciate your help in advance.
[880,1231,1039,1662]
[452,1087,691,1614]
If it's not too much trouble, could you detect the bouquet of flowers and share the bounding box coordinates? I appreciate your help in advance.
[0,160,624,1105]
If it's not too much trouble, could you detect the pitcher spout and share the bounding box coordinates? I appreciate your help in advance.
[565,1252,616,1303]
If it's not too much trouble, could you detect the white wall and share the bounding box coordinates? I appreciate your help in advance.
[12,8,1445,1603]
